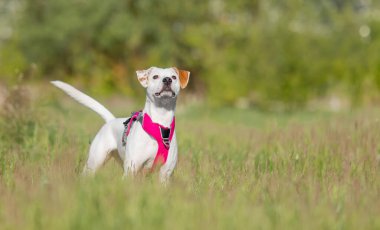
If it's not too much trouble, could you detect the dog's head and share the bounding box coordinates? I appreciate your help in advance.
[136,67,190,102]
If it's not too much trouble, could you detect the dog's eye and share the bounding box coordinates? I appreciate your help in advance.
[172,75,177,80]
[153,75,159,80]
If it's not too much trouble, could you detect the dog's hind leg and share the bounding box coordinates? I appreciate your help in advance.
[82,124,117,176]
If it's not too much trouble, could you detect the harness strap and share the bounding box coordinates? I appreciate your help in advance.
[122,111,175,170]
[122,111,142,146]
[142,113,175,169]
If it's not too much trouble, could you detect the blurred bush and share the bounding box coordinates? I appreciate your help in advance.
[0,0,380,110]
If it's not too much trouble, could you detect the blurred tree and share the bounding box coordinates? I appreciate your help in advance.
[0,0,379,110]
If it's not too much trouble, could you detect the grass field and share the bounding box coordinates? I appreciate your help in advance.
[0,84,379,229]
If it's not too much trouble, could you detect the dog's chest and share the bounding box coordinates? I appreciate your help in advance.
[124,124,159,160]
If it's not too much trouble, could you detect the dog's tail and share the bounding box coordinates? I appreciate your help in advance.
[51,81,115,122]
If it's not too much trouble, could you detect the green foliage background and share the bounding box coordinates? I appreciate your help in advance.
[1,2,380,228]
[1,0,380,109]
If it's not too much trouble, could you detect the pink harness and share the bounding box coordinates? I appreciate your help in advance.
[123,111,175,169]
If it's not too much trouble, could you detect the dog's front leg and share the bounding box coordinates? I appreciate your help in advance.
[122,150,147,179]
[159,168,171,185]
[159,158,177,185]
[123,159,140,178]
[159,137,178,184]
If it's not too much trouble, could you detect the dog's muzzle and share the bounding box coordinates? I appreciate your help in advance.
[155,84,175,97]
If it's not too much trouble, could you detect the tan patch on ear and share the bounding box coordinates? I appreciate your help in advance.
[136,69,150,88]
[174,67,190,89]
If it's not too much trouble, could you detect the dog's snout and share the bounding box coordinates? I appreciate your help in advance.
[163,77,172,85]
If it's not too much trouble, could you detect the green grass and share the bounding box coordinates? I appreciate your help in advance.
[0,86,379,230]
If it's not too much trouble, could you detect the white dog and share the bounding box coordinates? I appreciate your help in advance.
[51,67,190,182]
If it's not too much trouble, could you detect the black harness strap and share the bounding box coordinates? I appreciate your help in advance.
[122,111,142,146]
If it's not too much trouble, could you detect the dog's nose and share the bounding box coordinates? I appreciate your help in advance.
[162,77,172,85]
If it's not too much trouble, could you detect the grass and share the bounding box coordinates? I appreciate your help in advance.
[0,84,379,229]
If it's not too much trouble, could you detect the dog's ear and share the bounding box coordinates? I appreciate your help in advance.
[136,68,151,88]
[174,67,190,89]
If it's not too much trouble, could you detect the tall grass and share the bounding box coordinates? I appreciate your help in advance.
[0,85,379,229]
